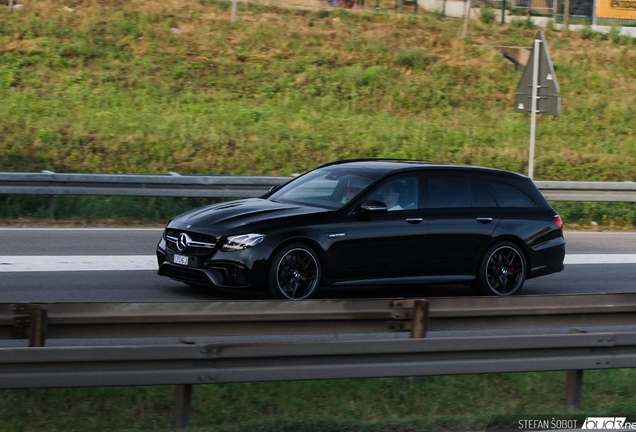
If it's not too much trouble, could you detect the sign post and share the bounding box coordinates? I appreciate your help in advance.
[515,31,560,179]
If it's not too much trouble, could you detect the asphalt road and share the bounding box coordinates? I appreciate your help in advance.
[1,228,635,303]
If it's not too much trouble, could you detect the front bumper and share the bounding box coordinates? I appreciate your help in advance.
[156,235,269,289]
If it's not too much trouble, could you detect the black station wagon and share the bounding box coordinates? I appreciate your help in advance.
[157,159,565,299]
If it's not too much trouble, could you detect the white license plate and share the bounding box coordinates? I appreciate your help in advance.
[173,254,189,265]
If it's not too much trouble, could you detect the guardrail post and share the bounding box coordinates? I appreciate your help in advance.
[410,299,429,339]
[408,299,429,386]
[565,370,583,411]
[174,384,193,429]
[48,195,55,219]
[28,305,48,347]
[565,329,585,411]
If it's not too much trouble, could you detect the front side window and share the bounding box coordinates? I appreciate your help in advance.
[269,168,376,209]
[367,177,419,212]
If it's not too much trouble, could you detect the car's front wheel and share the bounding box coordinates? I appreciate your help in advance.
[267,243,321,300]
[474,241,526,296]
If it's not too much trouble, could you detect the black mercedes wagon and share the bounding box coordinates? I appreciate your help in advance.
[157,159,565,299]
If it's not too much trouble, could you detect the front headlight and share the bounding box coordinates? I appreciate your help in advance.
[222,234,266,251]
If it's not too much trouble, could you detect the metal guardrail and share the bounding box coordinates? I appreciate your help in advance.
[537,180,636,202]
[1,172,635,201]
[1,332,633,390]
[3,294,635,341]
[2,299,417,340]
[0,172,291,198]
[2,293,635,427]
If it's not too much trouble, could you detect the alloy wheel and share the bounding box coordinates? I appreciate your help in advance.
[485,246,525,295]
[275,248,319,300]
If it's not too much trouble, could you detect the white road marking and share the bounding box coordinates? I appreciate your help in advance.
[0,228,163,231]
[564,254,636,265]
[0,254,634,272]
[0,256,157,272]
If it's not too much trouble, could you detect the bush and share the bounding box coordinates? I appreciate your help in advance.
[510,17,534,29]
[479,5,496,25]
[395,48,433,70]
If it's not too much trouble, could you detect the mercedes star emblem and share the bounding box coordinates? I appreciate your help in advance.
[177,233,192,252]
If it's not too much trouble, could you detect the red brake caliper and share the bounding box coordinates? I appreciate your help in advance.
[301,259,307,277]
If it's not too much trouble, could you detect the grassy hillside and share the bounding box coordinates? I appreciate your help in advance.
[1,0,636,180]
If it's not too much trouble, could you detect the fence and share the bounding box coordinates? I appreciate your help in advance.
[3,293,636,428]
[258,0,636,29]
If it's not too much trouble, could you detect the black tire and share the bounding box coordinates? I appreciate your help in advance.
[473,241,527,296]
[267,243,321,300]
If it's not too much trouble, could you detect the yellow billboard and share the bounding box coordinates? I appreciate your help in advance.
[597,0,636,19]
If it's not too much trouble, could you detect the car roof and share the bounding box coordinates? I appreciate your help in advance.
[317,159,528,179]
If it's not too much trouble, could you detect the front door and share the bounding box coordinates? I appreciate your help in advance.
[336,175,429,283]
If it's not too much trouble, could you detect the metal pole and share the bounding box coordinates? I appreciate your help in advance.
[592,0,597,25]
[528,37,540,180]
[501,0,507,25]
[414,0,418,14]
[231,0,237,22]
[563,0,570,30]
[462,0,472,38]
[174,384,193,428]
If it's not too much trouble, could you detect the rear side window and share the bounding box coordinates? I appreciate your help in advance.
[469,178,497,207]
[428,176,471,208]
[488,180,539,208]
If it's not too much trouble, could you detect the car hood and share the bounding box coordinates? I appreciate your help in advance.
[171,198,330,232]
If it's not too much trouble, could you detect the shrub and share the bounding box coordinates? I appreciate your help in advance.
[479,5,496,25]
[395,48,433,70]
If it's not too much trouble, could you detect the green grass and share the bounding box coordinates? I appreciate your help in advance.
[1,0,636,226]
[1,1,636,180]
[2,370,636,431]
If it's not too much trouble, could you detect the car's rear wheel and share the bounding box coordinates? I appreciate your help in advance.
[474,241,526,296]
[267,243,321,300]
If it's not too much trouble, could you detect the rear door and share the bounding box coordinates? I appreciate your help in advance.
[421,174,501,276]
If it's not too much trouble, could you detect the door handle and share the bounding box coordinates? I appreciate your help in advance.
[406,218,423,224]
[476,217,493,224]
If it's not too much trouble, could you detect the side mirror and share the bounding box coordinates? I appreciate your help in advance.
[358,200,387,214]
[268,185,280,193]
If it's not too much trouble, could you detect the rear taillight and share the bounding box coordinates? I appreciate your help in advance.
[553,215,563,228]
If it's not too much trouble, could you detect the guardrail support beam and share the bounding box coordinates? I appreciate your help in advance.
[174,384,193,429]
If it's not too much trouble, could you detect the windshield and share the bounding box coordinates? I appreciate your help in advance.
[269,168,377,209]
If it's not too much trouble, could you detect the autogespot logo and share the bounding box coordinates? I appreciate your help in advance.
[582,418,629,429]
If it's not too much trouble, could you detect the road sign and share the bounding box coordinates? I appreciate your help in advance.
[515,31,560,180]
[515,31,560,116]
